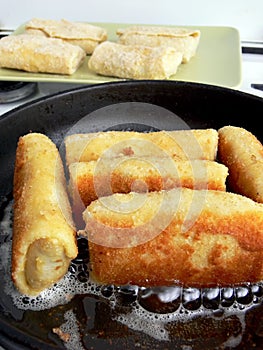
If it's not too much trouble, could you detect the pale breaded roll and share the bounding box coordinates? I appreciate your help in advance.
[0,34,86,75]
[218,126,263,203]
[88,41,183,80]
[65,129,218,165]
[117,25,200,63]
[25,18,107,54]
[81,188,263,287]
[68,158,228,211]
[12,133,78,296]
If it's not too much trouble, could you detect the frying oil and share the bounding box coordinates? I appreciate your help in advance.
[0,198,262,350]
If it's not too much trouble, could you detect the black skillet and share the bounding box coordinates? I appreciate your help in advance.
[0,80,263,350]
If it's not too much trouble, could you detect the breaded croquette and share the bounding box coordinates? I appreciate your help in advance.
[218,125,263,203]
[65,129,218,165]
[81,188,263,287]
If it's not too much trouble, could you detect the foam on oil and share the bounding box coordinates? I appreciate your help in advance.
[0,198,262,349]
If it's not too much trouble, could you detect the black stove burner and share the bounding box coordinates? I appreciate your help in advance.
[0,81,38,103]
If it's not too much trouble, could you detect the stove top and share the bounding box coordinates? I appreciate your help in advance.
[0,53,262,117]
[241,53,263,96]
[0,81,38,103]
[0,82,85,116]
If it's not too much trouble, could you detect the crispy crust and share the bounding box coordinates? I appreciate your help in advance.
[12,133,78,295]
[65,129,218,165]
[68,159,228,210]
[82,188,263,287]
[218,126,263,203]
